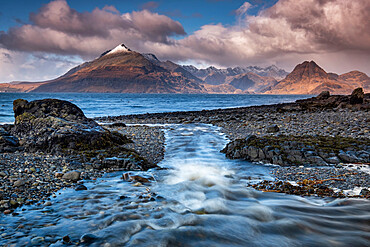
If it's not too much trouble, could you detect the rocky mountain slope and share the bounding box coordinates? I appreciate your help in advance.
[0,45,368,94]
[182,65,288,83]
[265,61,370,94]
[3,44,206,93]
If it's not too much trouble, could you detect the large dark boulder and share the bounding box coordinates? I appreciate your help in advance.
[9,99,154,170]
[316,90,330,100]
[11,99,129,153]
[350,87,364,104]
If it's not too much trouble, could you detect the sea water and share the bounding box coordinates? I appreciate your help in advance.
[0,93,310,124]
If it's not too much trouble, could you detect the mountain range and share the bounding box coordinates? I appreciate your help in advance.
[0,44,368,94]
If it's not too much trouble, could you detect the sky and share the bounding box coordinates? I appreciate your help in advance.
[0,0,369,82]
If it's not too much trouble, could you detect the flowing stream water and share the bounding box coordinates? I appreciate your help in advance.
[1,124,369,246]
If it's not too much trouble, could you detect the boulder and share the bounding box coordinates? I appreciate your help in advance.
[11,99,131,154]
[8,98,155,170]
[266,124,279,133]
[349,88,364,104]
[316,91,330,100]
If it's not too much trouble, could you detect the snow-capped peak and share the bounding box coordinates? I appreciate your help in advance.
[106,43,131,55]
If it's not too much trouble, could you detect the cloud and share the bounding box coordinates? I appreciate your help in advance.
[0,47,81,82]
[157,0,370,73]
[0,0,185,58]
[0,0,369,81]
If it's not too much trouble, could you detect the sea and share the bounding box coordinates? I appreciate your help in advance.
[0,93,310,124]
[1,93,370,246]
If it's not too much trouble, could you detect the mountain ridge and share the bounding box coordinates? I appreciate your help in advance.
[0,44,368,94]
[265,61,370,94]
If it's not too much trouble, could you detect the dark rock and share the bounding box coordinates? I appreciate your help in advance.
[75,184,87,191]
[8,99,154,170]
[11,98,131,154]
[110,122,127,127]
[80,233,98,244]
[122,173,152,183]
[316,91,330,100]
[350,88,364,104]
[62,235,70,243]
[222,135,369,166]
[266,124,279,133]
[0,127,20,153]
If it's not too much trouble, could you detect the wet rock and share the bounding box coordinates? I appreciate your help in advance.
[326,156,341,164]
[62,235,71,243]
[122,173,152,183]
[337,151,359,163]
[350,88,364,104]
[62,171,81,181]
[80,233,98,243]
[31,236,45,245]
[75,184,87,191]
[44,201,52,206]
[11,98,133,158]
[360,188,369,197]
[266,124,279,133]
[13,179,26,187]
[222,135,369,166]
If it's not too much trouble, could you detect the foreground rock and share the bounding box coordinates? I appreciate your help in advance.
[221,135,370,166]
[0,99,164,213]
[9,98,154,171]
[296,87,369,110]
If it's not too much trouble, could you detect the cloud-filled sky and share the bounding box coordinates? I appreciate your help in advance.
[0,0,369,82]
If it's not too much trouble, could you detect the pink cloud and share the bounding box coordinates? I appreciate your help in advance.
[0,0,369,77]
[0,0,185,57]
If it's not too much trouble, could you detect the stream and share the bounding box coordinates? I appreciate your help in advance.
[1,124,369,246]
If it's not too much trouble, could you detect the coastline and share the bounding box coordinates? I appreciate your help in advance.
[96,92,369,198]
[1,92,369,214]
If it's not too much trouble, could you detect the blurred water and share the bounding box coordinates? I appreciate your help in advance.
[1,124,369,246]
[0,93,310,124]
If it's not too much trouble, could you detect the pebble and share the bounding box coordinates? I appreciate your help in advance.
[75,184,87,191]
[62,171,81,181]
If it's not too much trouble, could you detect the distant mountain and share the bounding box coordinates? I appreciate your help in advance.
[182,64,288,84]
[229,73,278,93]
[265,61,370,94]
[1,44,206,93]
[0,46,368,95]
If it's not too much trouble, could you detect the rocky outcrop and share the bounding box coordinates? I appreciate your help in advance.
[6,98,155,170]
[0,127,20,152]
[296,88,370,110]
[221,135,370,166]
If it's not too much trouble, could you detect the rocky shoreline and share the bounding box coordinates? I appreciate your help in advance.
[1,89,369,213]
[97,88,370,198]
[0,99,165,214]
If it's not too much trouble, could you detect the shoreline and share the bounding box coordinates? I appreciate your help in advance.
[96,93,369,198]
[1,93,369,213]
